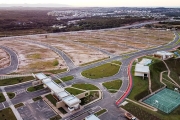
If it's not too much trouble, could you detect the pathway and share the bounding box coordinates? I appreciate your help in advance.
[162,60,180,88]
[0,87,23,120]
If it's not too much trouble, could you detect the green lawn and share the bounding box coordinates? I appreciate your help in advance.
[80,91,99,105]
[164,58,180,86]
[7,93,15,99]
[102,79,122,93]
[82,61,121,79]
[50,115,62,120]
[0,107,17,120]
[95,109,107,116]
[122,101,180,120]
[72,83,99,90]
[44,68,67,74]
[128,66,150,101]
[65,88,84,95]
[0,76,34,86]
[61,76,74,82]
[54,80,61,84]
[0,93,6,103]
[14,103,24,108]
[27,84,44,92]
[45,94,57,106]
[32,96,42,101]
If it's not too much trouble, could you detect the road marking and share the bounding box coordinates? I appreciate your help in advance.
[2,103,5,108]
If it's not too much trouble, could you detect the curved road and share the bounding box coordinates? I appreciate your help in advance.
[0,21,179,120]
[0,46,18,75]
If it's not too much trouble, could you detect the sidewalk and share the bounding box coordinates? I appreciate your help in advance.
[1,87,23,120]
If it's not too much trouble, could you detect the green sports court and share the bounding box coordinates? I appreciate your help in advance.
[143,88,180,113]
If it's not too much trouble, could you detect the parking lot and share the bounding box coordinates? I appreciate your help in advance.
[17,99,56,120]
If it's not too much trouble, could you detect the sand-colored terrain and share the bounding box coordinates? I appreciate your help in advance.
[0,48,10,69]
[0,40,67,73]
[0,28,174,73]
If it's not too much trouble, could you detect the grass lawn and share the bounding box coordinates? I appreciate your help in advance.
[32,96,42,101]
[14,103,24,108]
[61,76,74,82]
[0,107,17,120]
[7,93,15,99]
[0,76,34,86]
[95,109,107,116]
[65,88,84,95]
[45,94,57,106]
[122,101,180,120]
[44,68,67,74]
[82,61,121,79]
[128,65,150,101]
[54,80,61,84]
[129,56,167,101]
[50,115,62,120]
[102,79,122,93]
[0,93,6,103]
[72,83,99,90]
[80,91,99,105]
[27,84,44,92]
[164,58,180,86]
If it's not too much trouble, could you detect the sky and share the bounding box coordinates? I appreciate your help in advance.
[1,0,180,7]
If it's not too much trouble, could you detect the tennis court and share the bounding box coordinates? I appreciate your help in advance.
[143,88,180,113]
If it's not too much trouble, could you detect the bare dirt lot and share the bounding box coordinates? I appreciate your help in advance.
[0,48,10,69]
[0,40,67,73]
[0,28,174,73]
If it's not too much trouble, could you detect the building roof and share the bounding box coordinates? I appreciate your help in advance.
[62,95,81,107]
[135,64,149,73]
[155,51,174,56]
[85,114,100,120]
[42,78,64,93]
[139,58,152,66]
[34,73,47,80]
[57,91,70,99]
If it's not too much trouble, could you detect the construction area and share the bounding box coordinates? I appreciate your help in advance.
[0,48,10,69]
[0,28,174,73]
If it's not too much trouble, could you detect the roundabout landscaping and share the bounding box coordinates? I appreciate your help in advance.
[81,61,121,79]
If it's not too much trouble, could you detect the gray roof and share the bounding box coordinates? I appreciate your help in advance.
[135,64,149,73]
[34,73,47,80]
[85,114,100,120]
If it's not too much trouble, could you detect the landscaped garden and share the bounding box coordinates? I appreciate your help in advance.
[0,93,5,103]
[65,87,85,95]
[0,76,34,86]
[102,79,122,93]
[72,83,99,90]
[27,84,44,92]
[82,61,121,79]
[0,107,16,120]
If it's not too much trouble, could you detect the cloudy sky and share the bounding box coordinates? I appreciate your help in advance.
[1,0,180,7]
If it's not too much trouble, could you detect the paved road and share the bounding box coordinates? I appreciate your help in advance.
[0,46,18,75]
[0,21,179,120]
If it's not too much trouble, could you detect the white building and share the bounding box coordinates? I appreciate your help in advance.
[33,73,81,111]
[85,114,100,120]
[134,64,150,78]
[154,51,174,60]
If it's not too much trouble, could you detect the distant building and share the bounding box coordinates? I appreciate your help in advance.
[154,51,174,60]
[85,114,100,120]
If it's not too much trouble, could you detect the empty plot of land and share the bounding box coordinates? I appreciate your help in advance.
[23,36,108,66]
[0,40,67,73]
[0,48,10,69]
